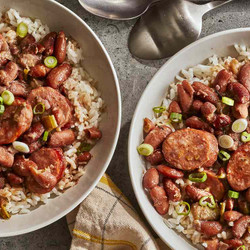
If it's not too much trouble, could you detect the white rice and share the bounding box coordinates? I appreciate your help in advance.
[152,45,250,248]
[0,9,103,217]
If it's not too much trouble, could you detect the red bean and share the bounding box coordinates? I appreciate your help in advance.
[163,178,181,202]
[157,165,184,179]
[143,168,159,190]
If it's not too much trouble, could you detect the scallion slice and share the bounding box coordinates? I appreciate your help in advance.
[232,118,248,133]
[12,141,30,153]
[0,96,3,105]
[218,135,234,149]
[241,132,250,143]
[153,106,166,114]
[188,172,207,183]
[42,115,58,131]
[77,142,93,154]
[236,246,246,250]
[0,105,4,115]
[220,202,226,222]
[175,201,190,216]
[16,22,28,38]
[228,190,239,199]
[218,150,231,161]
[137,143,154,156]
[43,131,49,142]
[1,90,14,105]
[199,195,216,209]
[222,97,234,106]
[170,112,182,123]
[44,56,58,69]
[33,103,45,115]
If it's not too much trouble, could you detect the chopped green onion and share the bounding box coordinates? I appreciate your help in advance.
[77,142,92,154]
[0,105,4,115]
[43,131,49,142]
[236,246,246,250]
[42,115,58,131]
[175,201,190,216]
[137,143,154,156]
[188,172,207,183]
[218,135,234,149]
[222,97,234,106]
[241,132,250,143]
[0,97,3,105]
[199,195,216,209]
[228,190,239,199]
[1,90,14,105]
[44,56,58,69]
[220,202,226,222]
[16,22,28,38]
[218,150,231,161]
[12,141,30,153]
[232,118,248,133]
[153,106,166,114]
[170,112,182,123]
[33,103,45,115]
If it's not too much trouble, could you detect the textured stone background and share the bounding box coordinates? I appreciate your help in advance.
[1,0,249,249]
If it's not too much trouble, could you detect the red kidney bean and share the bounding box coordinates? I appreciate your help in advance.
[85,127,102,140]
[41,32,57,56]
[201,102,217,123]
[143,168,159,190]
[177,80,194,113]
[196,221,223,237]
[228,82,249,104]
[232,216,250,238]
[145,149,164,165]
[204,239,218,250]
[77,152,92,165]
[213,114,231,129]
[168,100,182,114]
[185,116,212,132]
[163,178,181,202]
[149,185,169,215]
[143,118,155,134]
[29,63,51,78]
[48,129,75,147]
[213,69,232,94]
[232,102,249,119]
[192,99,203,112]
[54,31,67,64]
[157,165,184,179]
[6,173,24,186]
[224,211,243,222]
[185,185,211,201]
[0,61,18,86]
[226,198,234,211]
[22,122,45,144]
[223,239,243,249]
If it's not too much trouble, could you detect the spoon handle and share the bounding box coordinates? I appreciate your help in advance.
[198,0,233,15]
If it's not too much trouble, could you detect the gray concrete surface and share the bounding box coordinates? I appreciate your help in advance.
[1,0,250,249]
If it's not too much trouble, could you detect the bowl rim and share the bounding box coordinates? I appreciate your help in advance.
[128,27,250,249]
[3,0,121,237]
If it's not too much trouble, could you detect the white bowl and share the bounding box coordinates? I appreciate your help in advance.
[128,28,250,249]
[0,0,121,237]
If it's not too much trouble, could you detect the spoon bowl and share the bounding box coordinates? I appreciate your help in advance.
[78,0,159,20]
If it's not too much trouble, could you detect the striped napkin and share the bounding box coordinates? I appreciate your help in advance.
[66,174,168,250]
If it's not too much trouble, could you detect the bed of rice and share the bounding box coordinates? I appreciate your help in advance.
[149,45,250,248]
[0,9,104,216]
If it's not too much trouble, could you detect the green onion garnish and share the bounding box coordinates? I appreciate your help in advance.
[77,142,93,154]
[241,132,250,143]
[43,131,49,142]
[153,106,166,114]
[222,97,234,106]
[0,105,4,115]
[218,150,231,161]
[0,97,3,105]
[1,90,14,105]
[170,112,182,123]
[236,246,246,250]
[42,115,58,131]
[44,56,58,69]
[220,202,226,222]
[188,172,207,183]
[175,201,190,216]
[33,103,45,115]
[16,22,28,38]
[137,143,154,156]
[199,195,216,209]
[228,190,239,199]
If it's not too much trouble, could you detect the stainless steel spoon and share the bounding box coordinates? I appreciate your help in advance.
[78,0,160,20]
[128,0,233,60]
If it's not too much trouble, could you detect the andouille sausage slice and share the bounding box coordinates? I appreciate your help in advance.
[0,80,30,98]
[0,146,14,168]
[162,128,218,170]
[227,142,250,191]
[48,129,75,147]
[144,125,172,149]
[0,98,33,145]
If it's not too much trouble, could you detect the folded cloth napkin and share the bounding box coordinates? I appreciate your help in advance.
[67,174,168,250]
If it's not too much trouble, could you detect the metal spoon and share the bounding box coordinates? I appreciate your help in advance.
[78,0,160,20]
[128,0,233,60]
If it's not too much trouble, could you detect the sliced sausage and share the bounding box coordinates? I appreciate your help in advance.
[162,128,218,170]
[145,149,164,165]
[0,146,14,168]
[204,239,219,250]
[27,87,72,128]
[54,31,67,64]
[177,80,194,113]
[149,186,169,215]
[22,122,45,144]
[157,165,184,179]
[144,125,172,149]
[0,98,33,145]
[163,178,181,202]
[227,143,250,191]
[195,221,223,237]
[238,63,250,92]
[0,80,30,98]
[192,81,219,104]
[232,216,250,238]
[28,141,43,154]
[212,69,232,94]
[143,168,159,190]
[185,185,211,201]
[46,63,72,89]
[85,127,102,140]
[224,211,243,222]
[48,129,75,147]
